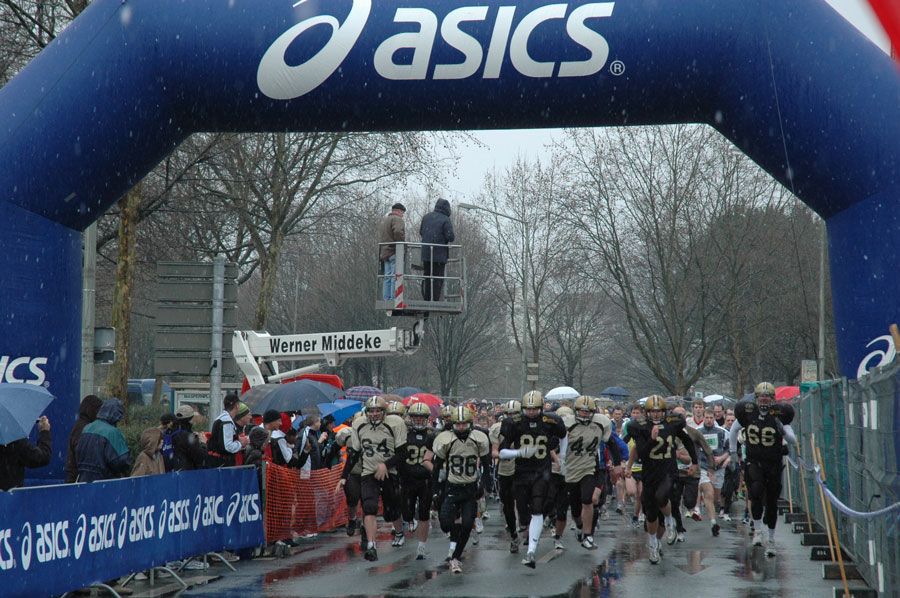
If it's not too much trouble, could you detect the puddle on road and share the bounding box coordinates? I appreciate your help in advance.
[263,532,394,585]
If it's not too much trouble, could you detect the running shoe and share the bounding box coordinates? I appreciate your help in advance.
[364,547,378,561]
[649,544,660,564]
[752,530,764,547]
[666,524,677,545]
[765,540,776,557]
[509,535,520,554]
[449,558,463,574]
[522,551,536,568]
[347,519,357,536]
[581,536,597,550]
[554,537,565,550]
[712,523,720,537]
[475,518,484,534]
[676,532,686,543]
[690,509,702,522]
[416,544,428,560]
[391,531,405,547]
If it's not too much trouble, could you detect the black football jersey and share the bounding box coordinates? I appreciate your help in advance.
[735,401,794,462]
[628,414,693,475]
[402,428,435,479]
[499,413,567,474]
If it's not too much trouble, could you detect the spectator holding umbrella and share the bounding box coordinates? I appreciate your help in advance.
[64,394,103,482]
[0,415,51,491]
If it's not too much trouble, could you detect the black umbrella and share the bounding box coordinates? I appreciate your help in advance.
[254,380,344,415]
[242,383,281,415]
[601,386,630,398]
[391,386,423,398]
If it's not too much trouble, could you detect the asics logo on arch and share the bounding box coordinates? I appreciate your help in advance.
[258,1,616,100]
[258,0,372,100]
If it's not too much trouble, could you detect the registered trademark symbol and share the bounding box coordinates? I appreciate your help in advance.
[609,60,625,76]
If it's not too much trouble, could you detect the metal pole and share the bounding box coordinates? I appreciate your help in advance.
[818,220,826,380]
[210,255,225,427]
[521,221,528,396]
[80,223,97,400]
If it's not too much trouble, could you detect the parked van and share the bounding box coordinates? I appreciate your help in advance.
[127,378,174,406]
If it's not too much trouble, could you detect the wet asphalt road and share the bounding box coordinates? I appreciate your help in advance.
[182,498,866,597]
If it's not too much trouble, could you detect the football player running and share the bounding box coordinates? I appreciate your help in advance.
[490,400,526,553]
[560,396,623,550]
[401,401,436,560]
[431,406,491,574]
[626,395,699,565]
[499,391,567,568]
[341,396,408,561]
[729,382,796,557]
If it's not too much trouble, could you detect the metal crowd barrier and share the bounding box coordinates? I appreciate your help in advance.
[788,363,900,595]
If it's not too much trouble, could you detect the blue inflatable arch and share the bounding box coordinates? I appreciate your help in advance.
[1,0,898,477]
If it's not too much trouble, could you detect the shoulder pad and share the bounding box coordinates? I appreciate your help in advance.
[776,403,795,424]
[735,400,755,425]
[592,413,611,428]
[562,414,577,429]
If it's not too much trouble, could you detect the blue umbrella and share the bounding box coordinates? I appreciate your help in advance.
[0,383,55,445]
[601,386,630,398]
[255,379,344,416]
[345,386,382,402]
[391,386,423,398]
[313,400,362,427]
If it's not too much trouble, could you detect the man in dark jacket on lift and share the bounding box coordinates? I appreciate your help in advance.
[419,198,455,301]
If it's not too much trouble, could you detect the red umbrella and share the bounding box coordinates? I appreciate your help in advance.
[775,386,800,401]
[402,393,443,419]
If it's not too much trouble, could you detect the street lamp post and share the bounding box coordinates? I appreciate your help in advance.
[459,202,529,396]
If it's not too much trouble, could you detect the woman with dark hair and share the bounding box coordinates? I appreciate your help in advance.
[65,394,103,483]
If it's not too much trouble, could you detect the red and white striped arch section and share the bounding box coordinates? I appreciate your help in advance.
[868,0,900,55]
[0,0,899,479]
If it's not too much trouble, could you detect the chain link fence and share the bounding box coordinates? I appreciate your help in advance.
[789,361,900,594]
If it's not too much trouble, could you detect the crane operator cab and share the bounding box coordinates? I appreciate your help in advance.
[376,241,466,317]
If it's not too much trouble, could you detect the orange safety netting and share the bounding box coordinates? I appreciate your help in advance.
[264,463,348,542]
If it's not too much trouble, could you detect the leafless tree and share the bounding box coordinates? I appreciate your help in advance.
[475,157,568,391]
[559,125,793,395]
[425,217,506,396]
[192,131,439,329]
[543,259,614,389]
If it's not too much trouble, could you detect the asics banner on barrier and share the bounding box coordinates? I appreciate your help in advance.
[0,468,264,598]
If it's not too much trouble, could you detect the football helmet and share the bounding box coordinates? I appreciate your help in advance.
[574,396,594,422]
[386,400,407,417]
[408,401,431,429]
[755,382,775,413]
[451,406,474,440]
[644,394,667,424]
[365,396,388,424]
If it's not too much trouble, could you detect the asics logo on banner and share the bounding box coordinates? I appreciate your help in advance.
[258,1,616,100]
[0,355,48,385]
[857,335,896,379]
[258,0,372,100]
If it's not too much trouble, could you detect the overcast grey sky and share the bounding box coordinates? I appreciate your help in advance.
[428,0,891,199]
